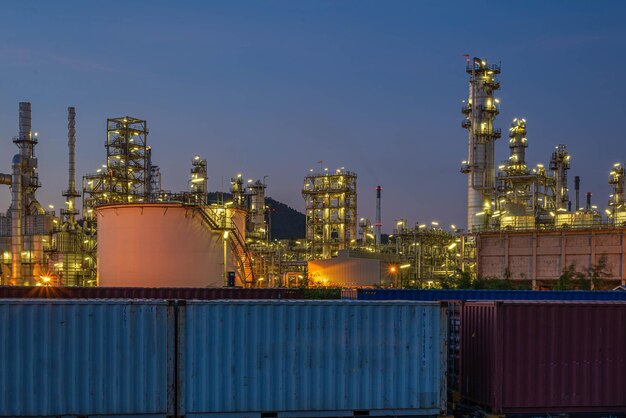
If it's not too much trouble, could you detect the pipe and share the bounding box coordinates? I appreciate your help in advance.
[586,192,592,211]
[375,186,382,246]
[11,154,22,283]
[575,176,580,210]
[0,174,11,185]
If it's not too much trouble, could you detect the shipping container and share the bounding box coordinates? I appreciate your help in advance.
[0,299,173,417]
[355,288,626,301]
[0,285,304,300]
[179,300,448,417]
[461,301,626,415]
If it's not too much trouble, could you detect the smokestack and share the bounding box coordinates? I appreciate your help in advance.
[575,176,580,210]
[586,192,592,211]
[375,186,382,246]
[65,107,78,225]
[18,102,32,158]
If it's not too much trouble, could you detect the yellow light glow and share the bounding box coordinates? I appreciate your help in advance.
[400,264,411,269]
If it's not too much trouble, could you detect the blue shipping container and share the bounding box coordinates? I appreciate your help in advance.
[355,289,626,301]
[0,299,173,417]
[179,300,448,417]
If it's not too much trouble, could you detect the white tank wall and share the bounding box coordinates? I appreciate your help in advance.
[97,204,241,287]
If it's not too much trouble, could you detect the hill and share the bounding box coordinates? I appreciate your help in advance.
[207,192,306,240]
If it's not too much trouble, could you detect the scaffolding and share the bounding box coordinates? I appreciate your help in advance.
[302,168,357,259]
[105,117,149,203]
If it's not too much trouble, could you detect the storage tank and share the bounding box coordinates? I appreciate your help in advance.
[96,203,247,287]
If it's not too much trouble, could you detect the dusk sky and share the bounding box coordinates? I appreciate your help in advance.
[0,1,625,232]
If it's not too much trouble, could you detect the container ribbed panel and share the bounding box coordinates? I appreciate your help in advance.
[181,300,446,416]
[462,301,626,414]
[0,299,170,417]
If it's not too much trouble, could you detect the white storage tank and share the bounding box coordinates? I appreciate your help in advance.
[96,203,247,287]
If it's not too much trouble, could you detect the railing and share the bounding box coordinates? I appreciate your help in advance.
[194,206,255,286]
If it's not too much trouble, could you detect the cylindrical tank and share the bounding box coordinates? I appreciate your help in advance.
[97,203,243,287]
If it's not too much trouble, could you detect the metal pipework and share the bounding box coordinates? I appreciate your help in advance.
[375,186,382,246]
[0,174,11,185]
[11,154,23,282]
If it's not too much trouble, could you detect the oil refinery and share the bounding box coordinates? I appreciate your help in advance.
[0,57,625,289]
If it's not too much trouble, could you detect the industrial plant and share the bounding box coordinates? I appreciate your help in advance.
[0,57,624,288]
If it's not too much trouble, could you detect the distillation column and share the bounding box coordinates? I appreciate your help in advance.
[190,155,208,203]
[550,144,570,210]
[609,163,626,224]
[375,186,382,246]
[461,57,501,231]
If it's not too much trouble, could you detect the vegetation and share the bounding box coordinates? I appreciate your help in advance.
[436,269,531,290]
[552,256,611,290]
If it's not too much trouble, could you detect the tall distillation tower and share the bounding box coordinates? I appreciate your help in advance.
[609,163,626,224]
[461,57,501,231]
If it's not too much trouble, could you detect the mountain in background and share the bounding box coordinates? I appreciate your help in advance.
[208,192,305,240]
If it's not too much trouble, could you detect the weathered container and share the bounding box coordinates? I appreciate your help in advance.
[0,299,173,417]
[461,301,626,415]
[0,285,304,300]
[179,300,448,417]
[356,288,626,301]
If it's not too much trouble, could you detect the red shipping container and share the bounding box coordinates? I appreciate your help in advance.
[0,286,304,300]
[461,301,626,415]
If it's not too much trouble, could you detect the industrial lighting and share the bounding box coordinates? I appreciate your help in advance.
[475,212,485,216]
[451,224,456,230]
[431,221,439,226]
[223,231,229,239]
[448,242,457,250]
[400,264,411,269]
[48,204,54,209]
[389,266,397,273]
[605,209,612,216]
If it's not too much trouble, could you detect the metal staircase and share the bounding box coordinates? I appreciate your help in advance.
[194,206,255,286]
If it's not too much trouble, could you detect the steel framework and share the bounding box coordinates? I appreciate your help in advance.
[302,168,357,259]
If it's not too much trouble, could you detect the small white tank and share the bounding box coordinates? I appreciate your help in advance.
[96,203,246,287]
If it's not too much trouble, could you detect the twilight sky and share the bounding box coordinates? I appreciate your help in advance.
[0,1,625,232]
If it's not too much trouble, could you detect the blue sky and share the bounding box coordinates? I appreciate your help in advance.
[0,1,624,231]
